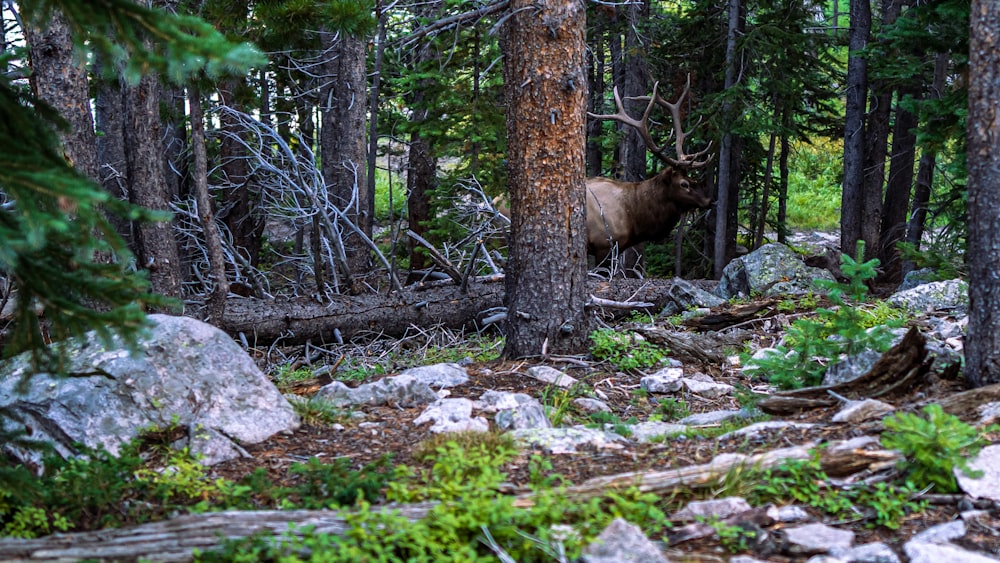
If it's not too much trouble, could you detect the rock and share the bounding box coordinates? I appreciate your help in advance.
[581,518,669,563]
[956,444,1000,501]
[511,426,627,454]
[887,279,968,314]
[910,521,966,545]
[682,377,734,398]
[672,497,752,521]
[903,541,998,563]
[413,399,489,433]
[977,402,1000,425]
[573,397,612,413]
[0,314,299,466]
[831,399,895,424]
[629,421,686,443]
[316,372,439,408]
[678,408,748,426]
[822,349,882,386]
[525,365,578,388]
[475,390,525,412]
[720,421,816,440]
[829,542,900,563]
[658,277,726,317]
[898,268,936,291]
[783,523,854,555]
[399,363,469,388]
[494,394,551,431]
[927,316,967,340]
[714,243,835,300]
[641,367,684,393]
[773,505,810,523]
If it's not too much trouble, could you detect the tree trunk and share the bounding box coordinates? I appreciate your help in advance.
[903,53,949,275]
[320,31,371,280]
[714,0,743,278]
[966,0,1000,387]
[22,9,99,182]
[841,0,871,257]
[500,0,590,358]
[777,109,791,244]
[586,19,606,178]
[878,85,919,283]
[189,83,228,324]
[93,53,131,243]
[124,71,183,302]
[754,130,778,249]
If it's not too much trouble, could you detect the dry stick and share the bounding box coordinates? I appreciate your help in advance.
[406,230,464,285]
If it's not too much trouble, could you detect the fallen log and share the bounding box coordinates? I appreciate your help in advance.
[216,277,697,346]
[0,438,898,562]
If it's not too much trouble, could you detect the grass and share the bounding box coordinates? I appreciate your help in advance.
[785,138,842,231]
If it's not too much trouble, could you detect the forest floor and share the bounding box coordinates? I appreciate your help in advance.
[209,286,1000,562]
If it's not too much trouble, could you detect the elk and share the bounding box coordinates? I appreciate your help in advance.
[585,77,714,265]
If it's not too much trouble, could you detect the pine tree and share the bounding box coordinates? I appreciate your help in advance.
[1,1,262,367]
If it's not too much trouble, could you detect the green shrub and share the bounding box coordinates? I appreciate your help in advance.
[589,329,667,372]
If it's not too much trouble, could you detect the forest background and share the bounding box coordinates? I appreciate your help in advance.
[0,0,994,378]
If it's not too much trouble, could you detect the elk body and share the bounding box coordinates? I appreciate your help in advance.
[586,78,714,265]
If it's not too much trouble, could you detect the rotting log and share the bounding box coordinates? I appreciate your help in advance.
[216,277,700,346]
[0,438,899,562]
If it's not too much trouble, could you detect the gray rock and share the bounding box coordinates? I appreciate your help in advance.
[887,279,968,314]
[573,397,612,413]
[629,421,686,443]
[977,402,1000,425]
[475,389,525,412]
[581,518,669,563]
[399,362,469,388]
[910,521,966,545]
[822,349,882,386]
[682,377,734,398]
[715,243,835,300]
[829,542,900,563]
[730,557,777,563]
[927,316,967,340]
[494,394,551,431]
[525,365,578,388]
[831,399,895,424]
[784,523,854,555]
[641,367,684,393]
[413,399,489,433]
[898,268,937,292]
[720,421,816,440]
[511,426,627,454]
[658,277,726,316]
[672,497,752,521]
[0,314,299,466]
[316,372,440,408]
[773,505,810,523]
[903,541,998,563]
[679,409,749,426]
[956,444,1000,501]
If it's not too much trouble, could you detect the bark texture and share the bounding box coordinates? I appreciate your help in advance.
[966,0,1000,387]
[500,0,590,357]
[841,0,871,257]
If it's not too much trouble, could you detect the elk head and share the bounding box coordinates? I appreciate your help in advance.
[585,76,714,265]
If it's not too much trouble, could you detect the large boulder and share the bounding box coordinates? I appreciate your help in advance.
[715,243,835,299]
[0,314,299,466]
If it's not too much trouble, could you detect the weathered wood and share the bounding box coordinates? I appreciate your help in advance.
[937,382,1000,423]
[0,438,897,561]
[216,277,696,346]
[758,326,930,415]
[635,326,752,364]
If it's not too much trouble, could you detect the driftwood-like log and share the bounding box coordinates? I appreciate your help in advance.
[0,439,898,561]
[758,326,931,415]
[937,382,1000,423]
[217,277,693,346]
[635,326,752,364]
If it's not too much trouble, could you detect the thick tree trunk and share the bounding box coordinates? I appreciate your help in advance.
[218,78,264,267]
[966,0,1000,387]
[500,0,590,357]
[878,86,919,282]
[320,31,371,279]
[841,0,871,257]
[714,0,743,278]
[93,54,131,243]
[776,110,791,244]
[125,71,183,301]
[23,9,99,182]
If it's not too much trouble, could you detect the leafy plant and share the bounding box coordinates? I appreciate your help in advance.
[589,329,667,372]
[287,395,350,426]
[284,455,394,509]
[881,404,989,493]
[702,517,756,553]
[744,242,896,389]
[652,397,690,421]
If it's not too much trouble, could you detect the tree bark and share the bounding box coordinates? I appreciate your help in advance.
[714,0,743,278]
[22,9,99,182]
[500,0,590,357]
[841,0,871,257]
[966,0,1000,387]
[878,85,919,282]
[320,31,372,279]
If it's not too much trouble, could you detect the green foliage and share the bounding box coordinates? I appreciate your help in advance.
[748,451,925,529]
[897,241,966,280]
[373,168,406,222]
[589,329,667,372]
[881,404,989,493]
[701,516,756,553]
[287,395,350,426]
[785,139,843,231]
[744,243,895,389]
[652,398,690,422]
[285,455,394,509]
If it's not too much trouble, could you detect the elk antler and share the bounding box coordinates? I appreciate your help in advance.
[589,75,714,170]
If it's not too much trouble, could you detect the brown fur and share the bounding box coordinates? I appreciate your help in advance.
[585,167,713,264]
